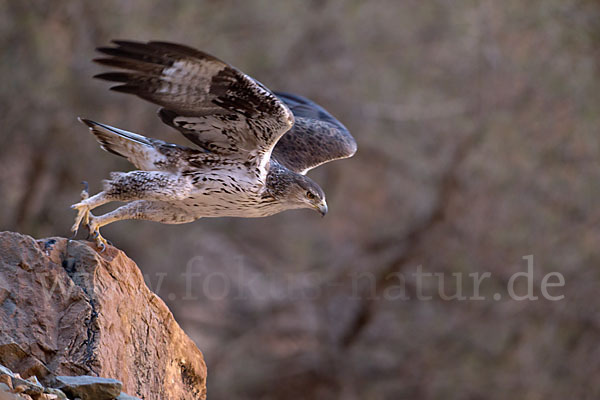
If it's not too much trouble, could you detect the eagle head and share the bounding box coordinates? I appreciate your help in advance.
[267,165,328,216]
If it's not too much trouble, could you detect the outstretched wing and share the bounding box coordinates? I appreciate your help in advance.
[94,40,294,168]
[272,92,357,174]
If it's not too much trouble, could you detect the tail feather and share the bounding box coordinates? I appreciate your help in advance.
[78,118,164,170]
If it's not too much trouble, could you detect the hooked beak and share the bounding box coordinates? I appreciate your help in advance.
[316,201,328,217]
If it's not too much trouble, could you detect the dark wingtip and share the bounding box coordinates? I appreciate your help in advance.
[93,72,131,82]
[96,46,117,55]
[92,57,116,66]
[109,85,138,94]
[112,39,145,46]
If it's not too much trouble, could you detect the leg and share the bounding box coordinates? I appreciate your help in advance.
[71,189,112,235]
[71,171,191,235]
[71,182,90,236]
[88,200,196,250]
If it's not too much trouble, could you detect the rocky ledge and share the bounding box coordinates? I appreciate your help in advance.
[0,232,206,400]
[0,363,137,399]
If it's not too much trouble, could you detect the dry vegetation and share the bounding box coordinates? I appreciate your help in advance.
[1,0,600,399]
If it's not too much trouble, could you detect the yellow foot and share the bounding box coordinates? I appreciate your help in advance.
[87,214,108,252]
[70,182,90,235]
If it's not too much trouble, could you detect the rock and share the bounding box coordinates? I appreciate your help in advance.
[0,232,207,399]
[54,376,121,400]
[43,388,68,399]
[11,384,26,394]
[0,364,71,400]
[0,343,51,381]
[24,376,41,386]
[0,374,12,389]
[0,366,13,378]
[10,375,43,396]
[116,392,142,400]
[0,393,20,400]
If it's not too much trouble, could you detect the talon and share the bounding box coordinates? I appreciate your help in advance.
[86,214,109,251]
[95,234,109,252]
[71,202,91,236]
[71,182,92,235]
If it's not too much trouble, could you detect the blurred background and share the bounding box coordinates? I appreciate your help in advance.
[1,0,600,398]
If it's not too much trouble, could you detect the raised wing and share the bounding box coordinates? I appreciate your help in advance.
[94,40,294,166]
[272,92,357,174]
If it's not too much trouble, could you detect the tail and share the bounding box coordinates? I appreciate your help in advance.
[78,118,165,170]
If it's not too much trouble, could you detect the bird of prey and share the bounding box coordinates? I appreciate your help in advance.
[72,40,357,249]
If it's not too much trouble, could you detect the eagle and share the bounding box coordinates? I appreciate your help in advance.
[72,40,357,250]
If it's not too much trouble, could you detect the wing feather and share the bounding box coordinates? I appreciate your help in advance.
[272,92,357,174]
[94,40,294,166]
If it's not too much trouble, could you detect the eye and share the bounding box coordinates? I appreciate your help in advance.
[306,191,316,200]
